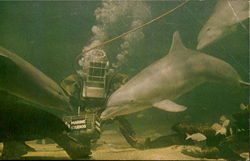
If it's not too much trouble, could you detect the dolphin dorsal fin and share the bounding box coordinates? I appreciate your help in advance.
[168,31,186,54]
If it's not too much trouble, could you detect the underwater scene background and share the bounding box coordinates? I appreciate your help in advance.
[0,0,249,160]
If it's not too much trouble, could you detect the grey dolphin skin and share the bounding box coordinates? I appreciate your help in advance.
[101,31,249,120]
[0,47,73,116]
[197,0,248,50]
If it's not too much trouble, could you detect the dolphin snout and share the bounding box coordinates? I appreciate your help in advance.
[100,111,109,120]
[196,37,207,50]
[196,43,203,50]
[100,106,118,120]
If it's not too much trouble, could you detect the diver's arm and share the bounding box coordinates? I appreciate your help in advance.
[115,116,146,149]
[116,118,196,150]
[107,73,148,149]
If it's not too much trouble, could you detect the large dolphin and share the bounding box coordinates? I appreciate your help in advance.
[101,31,249,120]
[0,47,73,115]
[0,91,90,159]
[196,0,248,50]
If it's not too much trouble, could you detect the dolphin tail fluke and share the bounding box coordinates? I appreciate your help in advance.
[185,133,190,140]
[239,80,250,86]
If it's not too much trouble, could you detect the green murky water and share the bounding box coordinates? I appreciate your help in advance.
[0,0,249,160]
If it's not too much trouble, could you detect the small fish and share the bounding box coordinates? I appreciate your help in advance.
[185,133,207,142]
[220,115,227,122]
[219,115,230,126]
[212,123,227,136]
[211,123,222,131]
[222,119,230,127]
[238,128,245,132]
[240,103,248,110]
[215,126,227,136]
[240,152,249,160]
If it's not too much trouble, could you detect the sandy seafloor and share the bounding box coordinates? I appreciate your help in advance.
[0,124,228,160]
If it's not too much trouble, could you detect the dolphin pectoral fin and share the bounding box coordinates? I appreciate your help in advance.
[239,80,250,86]
[153,99,187,112]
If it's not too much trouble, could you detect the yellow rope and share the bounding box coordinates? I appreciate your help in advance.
[75,0,190,68]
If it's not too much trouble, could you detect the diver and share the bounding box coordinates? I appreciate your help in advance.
[60,49,134,158]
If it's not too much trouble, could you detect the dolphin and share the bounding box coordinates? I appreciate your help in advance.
[196,0,248,50]
[0,91,90,159]
[100,31,249,120]
[0,47,73,115]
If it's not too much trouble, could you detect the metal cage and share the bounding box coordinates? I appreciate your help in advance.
[81,50,109,99]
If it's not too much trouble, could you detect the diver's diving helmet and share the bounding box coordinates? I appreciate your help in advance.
[78,49,109,99]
